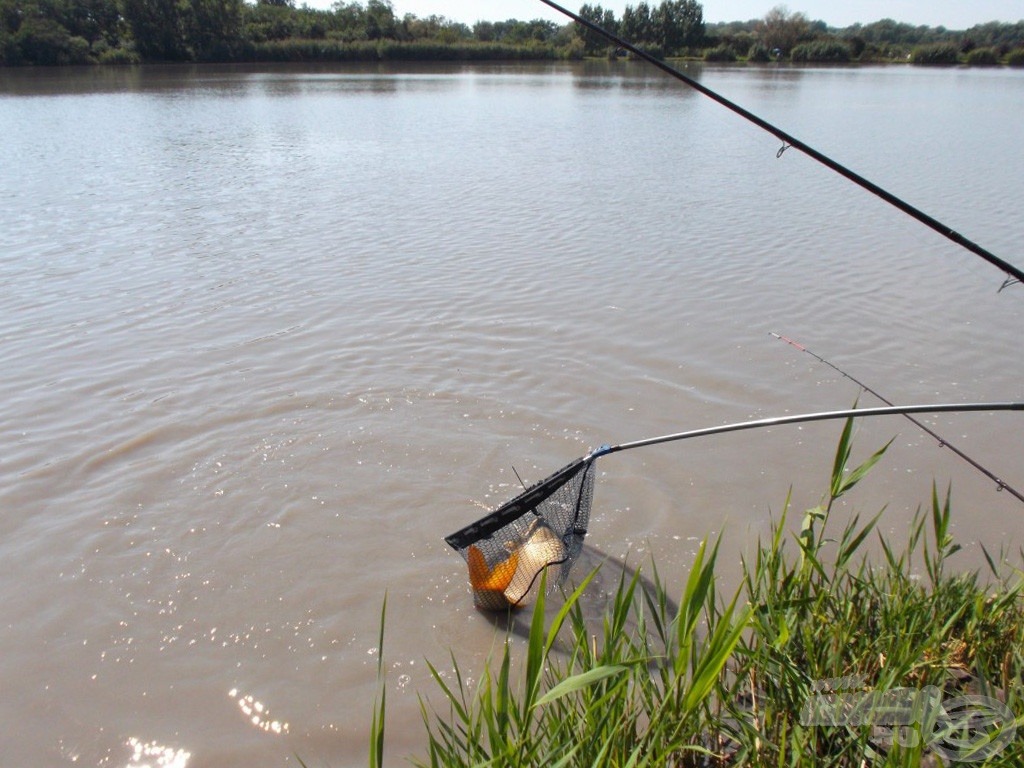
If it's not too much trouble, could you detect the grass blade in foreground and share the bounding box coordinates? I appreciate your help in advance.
[368,593,386,768]
[400,424,1024,766]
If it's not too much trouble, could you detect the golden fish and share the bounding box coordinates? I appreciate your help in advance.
[468,544,519,610]
[465,520,568,609]
[503,520,566,604]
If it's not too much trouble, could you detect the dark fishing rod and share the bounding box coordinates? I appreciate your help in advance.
[770,331,1024,503]
[538,0,1024,288]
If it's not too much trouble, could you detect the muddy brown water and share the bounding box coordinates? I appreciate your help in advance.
[1,61,1022,766]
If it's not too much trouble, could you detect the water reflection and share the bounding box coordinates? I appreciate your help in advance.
[571,58,704,93]
[0,60,730,98]
[228,688,290,735]
[0,61,614,100]
[125,737,191,768]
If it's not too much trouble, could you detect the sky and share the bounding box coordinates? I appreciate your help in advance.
[322,1,1024,30]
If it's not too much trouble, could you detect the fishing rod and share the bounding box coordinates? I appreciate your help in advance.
[770,332,1024,503]
[537,0,1024,288]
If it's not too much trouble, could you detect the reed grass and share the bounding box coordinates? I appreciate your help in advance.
[909,43,961,65]
[370,419,1024,766]
[789,40,853,63]
[965,47,1001,67]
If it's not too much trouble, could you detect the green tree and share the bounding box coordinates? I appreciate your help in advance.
[965,20,1024,52]
[655,0,703,53]
[575,3,616,54]
[15,15,90,62]
[330,1,364,41]
[621,1,654,43]
[401,13,468,42]
[472,20,494,41]
[184,0,242,59]
[120,0,188,59]
[2,0,32,62]
[846,34,866,58]
[1,0,124,62]
[363,0,394,40]
[756,5,810,56]
[858,17,939,46]
[0,0,19,35]
[242,1,293,41]
[60,0,122,44]
[475,17,561,45]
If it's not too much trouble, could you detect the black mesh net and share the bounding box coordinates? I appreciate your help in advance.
[445,457,597,610]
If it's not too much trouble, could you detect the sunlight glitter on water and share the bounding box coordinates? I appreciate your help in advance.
[228,688,290,735]
[125,737,191,768]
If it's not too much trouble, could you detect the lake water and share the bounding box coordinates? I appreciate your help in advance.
[1,61,1022,767]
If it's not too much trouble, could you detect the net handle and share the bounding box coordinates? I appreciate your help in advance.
[591,403,1024,459]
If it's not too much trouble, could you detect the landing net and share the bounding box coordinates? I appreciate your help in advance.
[444,457,596,610]
[445,402,1024,610]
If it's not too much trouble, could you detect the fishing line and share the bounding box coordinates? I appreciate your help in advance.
[770,332,1024,503]
[537,0,1024,288]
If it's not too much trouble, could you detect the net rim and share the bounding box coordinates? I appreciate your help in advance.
[444,456,594,551]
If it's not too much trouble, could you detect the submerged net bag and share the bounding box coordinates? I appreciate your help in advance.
[445,456,597,610]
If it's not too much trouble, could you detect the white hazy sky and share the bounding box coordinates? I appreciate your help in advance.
[317,1,1024,29]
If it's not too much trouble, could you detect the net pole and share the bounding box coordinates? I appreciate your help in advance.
[596,403,1024,457]
[537,0,1024,287]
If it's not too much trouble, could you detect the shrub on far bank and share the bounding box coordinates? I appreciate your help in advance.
[703,43,736,62]
[746,41,771,62]
[910,42,960,65]
[1009,48,1024,67]
[97,45,142,64]
[858,42,911,62]
[965,46,1000,66]
[7,18,93,65]
[790,39,852,63]
[626,41,664,60]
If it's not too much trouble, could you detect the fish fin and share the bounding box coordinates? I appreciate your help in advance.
[490,550,519,591]
[467,545,490,587]
[468,545,519,591]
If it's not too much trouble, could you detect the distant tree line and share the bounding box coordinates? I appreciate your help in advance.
[703,7,1024,64]
[581,3,1024,64]
[1,0,1023,66]
[0,0,576,64]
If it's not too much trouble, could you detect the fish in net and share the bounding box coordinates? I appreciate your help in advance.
[445,456,596,610]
